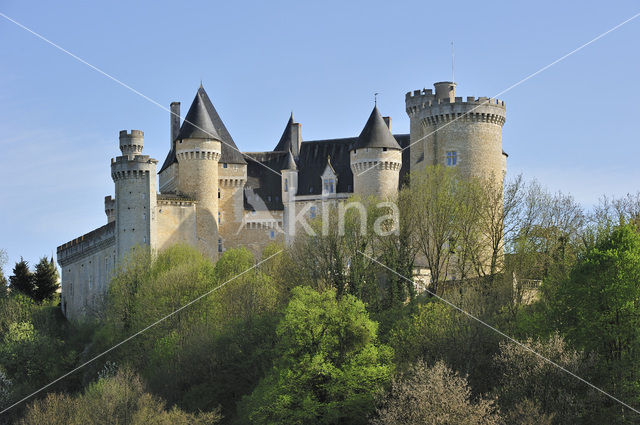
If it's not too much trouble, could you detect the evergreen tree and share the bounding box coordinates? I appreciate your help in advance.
[33,256,59,302]
[0,249,7,298]
[9,257,35,298]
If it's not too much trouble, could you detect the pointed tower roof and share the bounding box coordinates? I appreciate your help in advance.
[274,112,301,155]
[176,89,220,140]
[161,85,246,173]
[352,106,401,151]
[284,149,297,170]
[197,86,246,164]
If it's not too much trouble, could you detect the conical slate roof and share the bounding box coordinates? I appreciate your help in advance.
[274,113,298,152]
[352,106,401,151]
[160,85,246,173]
[197,86,246,164]
[284,149,297,170]
[176,89,221,141]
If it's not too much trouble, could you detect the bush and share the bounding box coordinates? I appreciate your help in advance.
[372,360,501,425]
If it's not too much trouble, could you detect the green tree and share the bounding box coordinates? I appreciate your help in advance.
[17,368,222,425]
[549,223,640,418]
[239,286,394,425]
[33,257,59,303]
[0,249,8,298]
[9,258,35,298]
[372,360,501,425]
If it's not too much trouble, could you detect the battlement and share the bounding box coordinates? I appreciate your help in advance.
[406,89,505,108]
[111,155,158,181]
[406,88,506,125]
[57,222,116,266]
[119,129,144,156]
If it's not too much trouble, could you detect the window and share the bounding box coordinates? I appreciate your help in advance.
[218,238,223,253]
[269,230,275,240]
[218,188,221,199]
[218,212,222,224]
[284,178,289,192]
[309,187,313,193]
[383,147,387,151]
[222,163,228,168]
[275,196,279,202]
[323,179,335,194]
[310,206,317,219]
[267,196,272,202]
[446,151,458,166]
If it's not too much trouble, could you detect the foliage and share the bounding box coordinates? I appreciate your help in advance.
[547,223,640,417]
[9,258,35,299]
[0,293,90,422]
[0,249,8,298]
[239,287,394,424]
[90,244,285,421]
[33,257,59,303]
[372,360,501,425]
[493,333,599,424]
[17,368,222,425]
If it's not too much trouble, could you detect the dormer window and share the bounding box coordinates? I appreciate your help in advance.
[323,179,335,194]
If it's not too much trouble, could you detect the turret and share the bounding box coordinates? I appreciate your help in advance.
[406,82,506,179]
[111,130,158,261]
[104,195,115,223]
[349,106,402,199]
[175,87,222,260]
[119,129,144,157]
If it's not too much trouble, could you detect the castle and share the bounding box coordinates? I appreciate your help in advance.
[56,81,507,320]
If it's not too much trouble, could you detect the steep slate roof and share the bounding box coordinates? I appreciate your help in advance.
[352,106,402,151]
[273,113,298,153]
[284,149,297,170]
[176,89,220,140]
[159,85,246,173]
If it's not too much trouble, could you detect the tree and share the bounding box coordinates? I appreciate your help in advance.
[403,165,464,293]
[17,368,222,425]
[239,286,394,424]
[493,333,598,424]
[0,249,8,298]
[9,258,35,298]
[548,223,640,418]
[33,257,59,303]
[372,360,501,425]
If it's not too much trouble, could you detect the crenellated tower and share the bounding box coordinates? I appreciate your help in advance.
[350,106,402,199]
[406,82,507,179]
[175,89,222,260]
[111,130,158,261]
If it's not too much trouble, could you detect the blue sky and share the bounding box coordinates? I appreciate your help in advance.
[0,0,639,268]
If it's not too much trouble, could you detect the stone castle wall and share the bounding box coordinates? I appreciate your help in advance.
[57,223,116,320]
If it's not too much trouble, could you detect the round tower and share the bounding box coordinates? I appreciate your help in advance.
[119,129,144,156]
[406,82,507,179]
[350,106,402,199]
[175,89,222,260]
[111,130,158,261]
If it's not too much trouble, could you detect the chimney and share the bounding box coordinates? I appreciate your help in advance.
[383,116,392,131]
[291,123,302,157]
[170,102,180,147]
